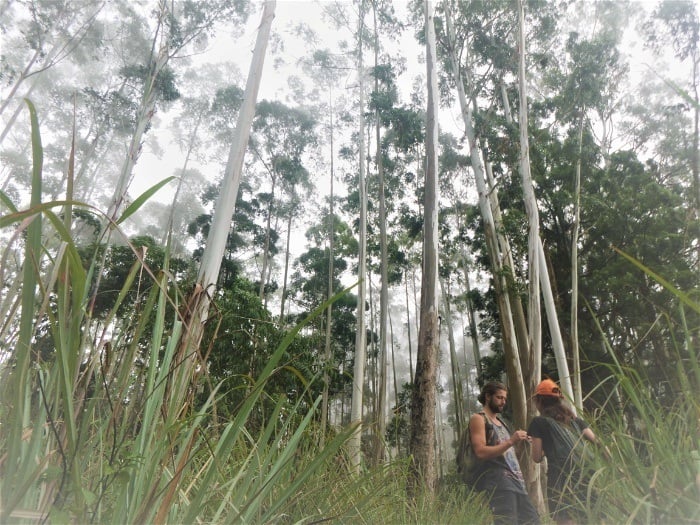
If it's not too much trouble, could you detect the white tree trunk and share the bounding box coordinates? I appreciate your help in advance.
[349,0,367,474]
[571,115,584,410]
[320,89,335,445]
[517,0,541,383]
[538,241,574,402]
[193,0,275,323]
[440,278,464,436]
[443,2,527,425]
[502,74,572,401]
[374,2,388,464]
[405,274,414,384]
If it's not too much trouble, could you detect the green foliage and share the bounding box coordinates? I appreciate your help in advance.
[199,275,324,426]
[0,105,353,523]
[119,64,181,102]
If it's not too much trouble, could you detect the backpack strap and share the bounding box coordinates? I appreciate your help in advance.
[481,412,514,445]
[495,414,512,434]
[479,412,496,445]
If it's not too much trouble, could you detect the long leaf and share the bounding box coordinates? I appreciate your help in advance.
[0,189,18,213]
[1,99,43,520]
[116,177,175,225]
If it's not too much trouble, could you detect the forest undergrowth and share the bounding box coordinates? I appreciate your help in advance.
[0,103,699,524]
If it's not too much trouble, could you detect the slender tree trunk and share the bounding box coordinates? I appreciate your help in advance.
[162,112,203,254]
[461,317,473,411]
[88,7,172,316]
[374,0,388,465]
[259,174,276,300]
[389,309,399,458]
[405,273,414,384]
[571,113,584,411]
[435,394,446,479]
[349,0,368,474]
[278,211,293,323]
[320,91,335,445]
[516,0,541,397]
[501,73,572,401]
[368,275,377,422]
[443,2,527,427]
[409,0,440,495]
[440,278,464,437]
[107,26,169,222]
[454,195,483,377]
[183,0,275,363]
[538,240,573,399]
[484,129,530,379]
[516,4,544,508]
[460,254,482,378]
[692,56,700,279]
[490,86,532,373]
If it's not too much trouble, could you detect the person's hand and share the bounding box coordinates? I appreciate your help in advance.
[510,430,529,445]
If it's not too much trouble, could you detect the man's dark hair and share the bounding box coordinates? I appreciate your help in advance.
[478,381,507,405]
[536,394,576,423]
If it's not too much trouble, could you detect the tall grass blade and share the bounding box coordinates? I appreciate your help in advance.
[612,245,700,314]
[1,99,44,520]
[116,177,175,225]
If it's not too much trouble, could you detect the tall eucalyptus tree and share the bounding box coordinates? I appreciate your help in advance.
[184,1,275,408]
[516,0,542,396]
[298,45,353,438]
[106,0,250,223]
[408,0,440,495]
[441,1,527,428]
[349,0,369,474]
[249,100,316,304]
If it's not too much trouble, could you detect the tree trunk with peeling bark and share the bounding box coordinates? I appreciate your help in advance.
[408,0,440,496]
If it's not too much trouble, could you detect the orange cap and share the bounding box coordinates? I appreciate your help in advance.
[535,379,563,397]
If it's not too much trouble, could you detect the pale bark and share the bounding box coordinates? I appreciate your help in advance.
[374,1,388,465]
[571,115,584,411]
[107,11,170,222]
[389,310,399,457]
[409,0,440,495]
[405,273,414,384]
[320,90,335,445]
[460,254,482,378]
[259,174,276,300]
[491,95,532,376]
[190,0,275,329]
[454,210,482,377]
[163,112,203,250]
[278,212,293,322]
[538,241,573,401]
[368,276,377,420]
[440,278,464,437]
[501,74,572,401]
[349,0,368,474]
[443,2,527,428]
[517,0,541,387]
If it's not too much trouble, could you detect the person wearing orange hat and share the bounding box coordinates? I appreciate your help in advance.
[527,379,597,525]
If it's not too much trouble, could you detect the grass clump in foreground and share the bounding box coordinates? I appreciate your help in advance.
[583,341,700,524]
